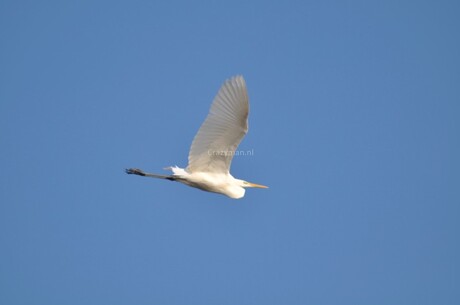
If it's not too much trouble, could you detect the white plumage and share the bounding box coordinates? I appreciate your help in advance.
[126,75,267,199]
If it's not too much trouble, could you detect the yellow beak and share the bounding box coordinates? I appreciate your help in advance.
[247,182,269,189]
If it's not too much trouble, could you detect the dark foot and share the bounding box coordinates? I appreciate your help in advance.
[125,168,146,176]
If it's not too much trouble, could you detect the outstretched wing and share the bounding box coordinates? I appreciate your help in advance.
[187,76,249,174]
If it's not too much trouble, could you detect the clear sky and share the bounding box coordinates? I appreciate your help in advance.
[1,0,459,304]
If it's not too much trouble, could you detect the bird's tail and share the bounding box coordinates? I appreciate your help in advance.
[125,168,175,181]
[163,166,188,176]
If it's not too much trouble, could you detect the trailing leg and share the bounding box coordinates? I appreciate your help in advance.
[125,168,175,181]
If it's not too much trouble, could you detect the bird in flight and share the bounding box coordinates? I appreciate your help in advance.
[126,75,268,199]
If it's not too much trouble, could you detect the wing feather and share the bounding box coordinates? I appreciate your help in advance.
[187,76,249,174]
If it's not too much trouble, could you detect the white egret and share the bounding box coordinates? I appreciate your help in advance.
[126,75,268,199]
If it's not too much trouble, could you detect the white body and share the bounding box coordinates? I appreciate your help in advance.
[127,76,267,199]
[168,166,246,199]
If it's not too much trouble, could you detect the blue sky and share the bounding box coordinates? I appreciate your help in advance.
[1,0,459,304]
